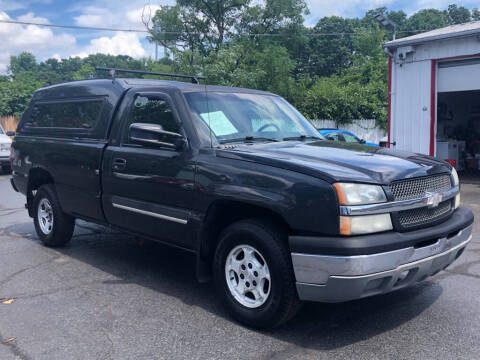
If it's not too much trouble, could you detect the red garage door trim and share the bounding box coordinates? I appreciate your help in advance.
[387,56,392,148]
[430,52,480,156]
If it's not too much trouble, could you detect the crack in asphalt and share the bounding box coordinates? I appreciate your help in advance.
[0,330,32,360]
[0,257,60,287]
[0,278,123,302]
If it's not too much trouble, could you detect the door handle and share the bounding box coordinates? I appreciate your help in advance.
[112,158,127,171]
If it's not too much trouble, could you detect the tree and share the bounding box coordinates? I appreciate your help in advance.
[301,17,356,78]
[404,9,448,35]
[447,4,471,24]
[149,0,250,55]
[8,52,38,75]
[0,77,42,116]
[473,8,480,21]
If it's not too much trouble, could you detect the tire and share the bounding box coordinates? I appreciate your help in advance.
[213,219,301,329]
[2,166,11,174]
[33,184,75,247]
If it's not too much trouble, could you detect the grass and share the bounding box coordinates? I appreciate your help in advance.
[0,116,19,135]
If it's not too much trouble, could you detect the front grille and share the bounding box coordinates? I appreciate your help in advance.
[390,174,451,201]
[398,200,452,228]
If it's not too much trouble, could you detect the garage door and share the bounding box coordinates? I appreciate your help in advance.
[438,58,480,92]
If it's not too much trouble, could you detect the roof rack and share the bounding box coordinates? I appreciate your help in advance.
[95,67,206,84]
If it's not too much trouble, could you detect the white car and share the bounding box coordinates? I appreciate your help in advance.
[0,124,13,173]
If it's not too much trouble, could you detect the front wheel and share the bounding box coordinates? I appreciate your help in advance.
[33,184,75,247]
[213,219,301,329]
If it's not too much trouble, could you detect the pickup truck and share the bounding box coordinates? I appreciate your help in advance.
[10,72,474,329]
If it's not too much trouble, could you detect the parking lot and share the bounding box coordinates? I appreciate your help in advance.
[0,173,480,360]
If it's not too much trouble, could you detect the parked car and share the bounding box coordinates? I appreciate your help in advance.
[0,124,13,173]
[10,71,474,329]
[319,128,379,147]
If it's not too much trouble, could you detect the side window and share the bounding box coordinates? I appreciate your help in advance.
[123,95,181,145]
[27,100,103,129]
[343,133,360,143]
[327,133,341,141]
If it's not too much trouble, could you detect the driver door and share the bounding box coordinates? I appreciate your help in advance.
[102,90,196,249]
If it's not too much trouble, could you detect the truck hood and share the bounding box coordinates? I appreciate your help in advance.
[216,140,451,184]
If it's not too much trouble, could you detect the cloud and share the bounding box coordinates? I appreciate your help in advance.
[72,2,167,29]
[305,0,395,24]
[403,0,480,14]
[74,14,104,27]
[0,11,76,72]
[74,32,146,58]
[17,12,50,24]
[0,0,26,11]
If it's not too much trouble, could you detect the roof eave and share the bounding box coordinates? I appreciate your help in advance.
[384,28,480,49]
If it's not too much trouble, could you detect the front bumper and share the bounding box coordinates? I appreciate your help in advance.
[290,206,474,303]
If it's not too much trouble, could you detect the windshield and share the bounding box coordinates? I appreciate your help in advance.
[184,92,323,144]
[0,126,4,135]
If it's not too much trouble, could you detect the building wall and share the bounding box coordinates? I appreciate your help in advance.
[390,36,480,155]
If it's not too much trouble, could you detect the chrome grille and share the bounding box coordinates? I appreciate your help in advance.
[398,200,452,228]
[390,174,451,201]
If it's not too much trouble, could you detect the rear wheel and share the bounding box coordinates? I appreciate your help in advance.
[33,184,75,247]
[213,219,301,329]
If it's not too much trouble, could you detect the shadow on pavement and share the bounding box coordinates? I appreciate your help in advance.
[4,219,442,352]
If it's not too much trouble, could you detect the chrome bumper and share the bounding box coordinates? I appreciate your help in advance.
[292,224,472,302]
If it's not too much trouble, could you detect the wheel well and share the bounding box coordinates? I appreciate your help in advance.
[27,168,54,216]
[199,200,291,262]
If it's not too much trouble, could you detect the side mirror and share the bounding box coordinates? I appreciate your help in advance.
[360,139,366,144]
[6,131,15,137]
[129,123,187,151]
[326,136,335,141]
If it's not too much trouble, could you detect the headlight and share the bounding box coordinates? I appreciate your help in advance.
[340,214,393,235]
[451,167,459,186]
[334,183,387,205]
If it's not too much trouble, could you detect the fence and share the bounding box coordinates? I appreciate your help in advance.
[311,119,386,145]
[0,116,387,144]
[0,116,19,133]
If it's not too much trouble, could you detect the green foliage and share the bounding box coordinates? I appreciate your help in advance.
[0,77,42,117]
[1,2,478,127]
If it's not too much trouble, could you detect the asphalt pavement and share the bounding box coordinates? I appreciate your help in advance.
[1,173,480,360]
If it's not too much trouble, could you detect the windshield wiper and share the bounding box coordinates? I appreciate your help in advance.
[283,135,323,141]
[220,136,279,144]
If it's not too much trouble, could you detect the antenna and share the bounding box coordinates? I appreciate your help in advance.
[95,67,205,84]
[204,82,213,148]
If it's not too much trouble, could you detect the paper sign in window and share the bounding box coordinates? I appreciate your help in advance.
[200,111,237,136]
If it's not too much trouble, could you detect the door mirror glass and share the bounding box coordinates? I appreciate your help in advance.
[6,131,15,137]
[129,123,186,150]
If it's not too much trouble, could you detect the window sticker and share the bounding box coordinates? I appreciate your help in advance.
[200,111,237,136]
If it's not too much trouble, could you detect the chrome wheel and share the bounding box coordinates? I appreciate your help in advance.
[225,245,271,308]
[37,198,54,235]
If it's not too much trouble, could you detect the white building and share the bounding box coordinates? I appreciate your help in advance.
[384,21,480,172]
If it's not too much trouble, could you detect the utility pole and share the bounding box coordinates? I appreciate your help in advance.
[153,24,160,60]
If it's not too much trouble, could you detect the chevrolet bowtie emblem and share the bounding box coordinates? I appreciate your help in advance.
[426,192,443,208]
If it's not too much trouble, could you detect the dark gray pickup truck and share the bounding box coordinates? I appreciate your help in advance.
[10,70,474,328]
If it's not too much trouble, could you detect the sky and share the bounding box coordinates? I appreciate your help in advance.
[0,0,478,72]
